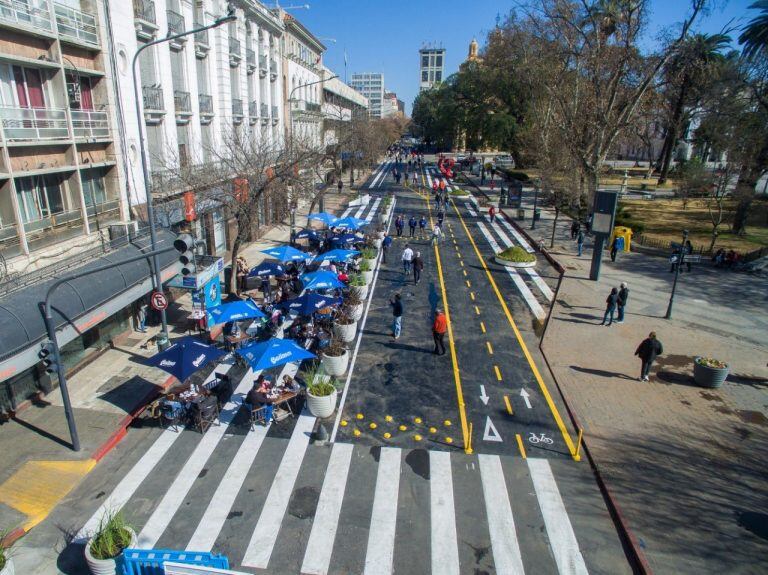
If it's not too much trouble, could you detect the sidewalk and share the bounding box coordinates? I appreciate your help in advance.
[0,183,365,545]
[466,172,768,573]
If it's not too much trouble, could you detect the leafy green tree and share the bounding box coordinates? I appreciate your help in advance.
[739,0,768,61]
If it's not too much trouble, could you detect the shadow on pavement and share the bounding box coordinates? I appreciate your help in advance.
[569,366,636,380]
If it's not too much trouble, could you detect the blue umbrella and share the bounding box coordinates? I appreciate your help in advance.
[260,245,308,263]
[145,336,226,382]
[301,270,346,290]
[307,212,338,227]
[206,300,266,326]
[329,233,360,245]
[277,293,343,316]
[333,216,368,230]
[294,228,319,241]
[314,249,360,263]
[248,261,285,278]
[238,338,316,371]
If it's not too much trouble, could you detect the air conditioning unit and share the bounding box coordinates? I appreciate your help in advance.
[108,221,139,242]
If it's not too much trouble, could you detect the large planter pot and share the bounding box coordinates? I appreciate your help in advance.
[494,255,536,268]
[1,558,14,575]
[306,388,338,419]
[352,283,369,299]
[693,358,730,389]
[348,302,364,321]
[374,239,383,249]
[322,349,350,376]
[333,319,358,342]
[85,528,137,575]
[362,269,374,284]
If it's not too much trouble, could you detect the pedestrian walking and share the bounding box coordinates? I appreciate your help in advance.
[570,221,579,239]
[408,216,417,237]
[610,236,620,262]
[634,332,663,382]
[432,180,438,195]
[412,251,424,284]
[402,244,414,275]
[382,233,392,263]
[395,215,404,237]
[489,205,497,223]
[601,287,618,326]
[431,224,442,246]
[418,216,427,239]
[437,209,445,227]
[404,171,409,184]
[432,308,447,355]
[136,302,148,333]
[337,178,343,194]
[577,229,585,257]
[617,282,629,323]
[684,240,693,272]
[439,179,446,193]
[390,293,403,340]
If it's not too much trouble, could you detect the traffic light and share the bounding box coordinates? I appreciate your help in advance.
[174,233,196,276]
[38,341,58,375]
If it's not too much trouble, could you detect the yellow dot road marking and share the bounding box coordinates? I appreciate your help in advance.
[504,395,513,415]
[480,321,486,333]
[486,341,494,355]
[463,269,467,277]
[470,292,475,301]
[450,199,580,461]
[494,365,502,381]
[459,261,464,267]
[474,306,480,315]
[516,433,527,458]
[466,280,471,288]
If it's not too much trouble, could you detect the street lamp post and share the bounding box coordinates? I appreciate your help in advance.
[665,229,689,319]
[531,179,540,230]
[131,10,235,349]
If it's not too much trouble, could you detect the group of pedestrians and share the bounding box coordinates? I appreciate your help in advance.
[395,214,428,239]
[400,244,424,284]
[600,282,629,326]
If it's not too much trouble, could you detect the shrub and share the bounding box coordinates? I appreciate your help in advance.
[696,357,728,369]
[349,273,366,287]
[308,381,336,396]
[450,189,468,196]
[303,364,337,395]
[361,247,376,259]
[345,287,363,306]
[501,169,531,182]
[359,259,372,272]
[323,337,348,357]
[497,246,536,263]
[90,511,133,560]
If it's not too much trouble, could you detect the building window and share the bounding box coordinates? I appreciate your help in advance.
[82,169,107,207]
[435,71,442,82]
[15,174,67,223]
[66,74,94,110]
[421,71,428,82]
[422,55,429,67]
[436,55,442,67]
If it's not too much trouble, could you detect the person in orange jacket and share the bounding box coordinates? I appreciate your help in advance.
[432,308,447,355]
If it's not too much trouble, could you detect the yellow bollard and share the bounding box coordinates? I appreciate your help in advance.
[575,428,584,460]
[465,422,474,454]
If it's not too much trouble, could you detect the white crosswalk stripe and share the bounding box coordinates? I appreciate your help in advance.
[364,197,382,222]
[429,450,460,575]
[497,214,534,252]
[364,447,402,575]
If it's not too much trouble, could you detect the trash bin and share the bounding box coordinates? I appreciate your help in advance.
[612,226,633,252]
[517,208,526,220]
[533,209,541,222]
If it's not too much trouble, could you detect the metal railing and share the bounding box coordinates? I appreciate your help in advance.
[260,102,268,117]
[133,0,155,23]
[0,0,52,31]
[142,85,164,111]
[246,48,255,67]
[71,108,110,139]
[0,105,69,140]
[194,22,208,45]
[231,98,243,117]
[198,93,213,115]
[249,100,258,118]
[54,2,99,46]
[229,36,240,57]
[166,9,183,35]
[173,90,191,113]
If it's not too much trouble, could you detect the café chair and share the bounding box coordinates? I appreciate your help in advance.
[249,404,273,429]
[192,396,219,434]
[160,400,185,432]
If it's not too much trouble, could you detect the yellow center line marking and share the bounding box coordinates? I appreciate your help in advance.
[469,292,475,301]
[449,199,580,460]
[480,321,486,333]
[494,365,502,381]
[466,280,471,288]
[459,261,464,267]
[424,193,471,454]
[475,306,480,315]
[516,433,527,458]
[486,341,494,355]
[463,269,467,277]
[504,395,513,414]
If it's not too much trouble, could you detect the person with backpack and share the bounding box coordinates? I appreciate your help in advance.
[635,332,663,382]
[382,233,392,263]
[600,287,618,326]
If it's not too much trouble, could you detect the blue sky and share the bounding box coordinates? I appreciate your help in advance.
[291,0,756,115]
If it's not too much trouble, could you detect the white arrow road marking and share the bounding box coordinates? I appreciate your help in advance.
[520,388,532,409]
[483,416,503,442]
[480,385,489,405]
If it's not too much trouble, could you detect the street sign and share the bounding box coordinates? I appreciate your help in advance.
[150,291,169,311]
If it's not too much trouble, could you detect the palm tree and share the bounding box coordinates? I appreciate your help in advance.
[657,33,731,184]
[739,1,768,60]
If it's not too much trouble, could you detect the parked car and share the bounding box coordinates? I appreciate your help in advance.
[493,155,515,169]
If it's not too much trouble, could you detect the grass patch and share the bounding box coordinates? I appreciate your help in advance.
[450,189,469,196]
[497,246,536,263]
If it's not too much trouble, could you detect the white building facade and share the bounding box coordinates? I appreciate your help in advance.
[419,46,444,91]
[322,71,367,149]
[350,72,383,118]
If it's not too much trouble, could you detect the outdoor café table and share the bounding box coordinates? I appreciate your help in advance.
[188,310,206,334]
[225,332,251,351]
[270,389,301,420]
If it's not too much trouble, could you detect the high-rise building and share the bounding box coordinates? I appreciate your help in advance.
[419,45,445,91]
[349,73,384,118]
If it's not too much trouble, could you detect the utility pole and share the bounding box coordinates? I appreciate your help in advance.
[665,229,689,319]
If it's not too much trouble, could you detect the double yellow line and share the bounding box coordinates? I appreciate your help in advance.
[449,199,580,461]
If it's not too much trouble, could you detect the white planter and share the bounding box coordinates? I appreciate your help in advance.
[373,239,383,249]
[333,319,358,342]
[494,255,536,268]
[306,388,338,419]
[348,303,364,321]
[364,256,377,268]
[352,283,369,299]
[322,349,350,376]
[362,270,374,284]
[85,528,137,575]
[1,558,14,575]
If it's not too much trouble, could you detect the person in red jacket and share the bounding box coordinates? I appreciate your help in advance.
[489,205,497,223]
[432,309,447,355]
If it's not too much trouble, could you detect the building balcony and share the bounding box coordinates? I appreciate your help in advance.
[231,98,243,124]
[173,89,192,124]
[194,23,209,58]
[248,100,258,124]
[71,108,110,140]
[142,85,165,124]
[0,0,53,34]
[199,93,213,123]
[246,48,256,74]
[290,99,322,122]
[54,2,99,48]
[166,9,185,49]
[133,0,157,40]
[269,58,277,81]
[260,102,268,125]
[258,54,267,78]
[0,105,69,142]
[229,37,241,66]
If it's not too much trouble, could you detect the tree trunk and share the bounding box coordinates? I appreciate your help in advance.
[308,185,329,216]
[550,206,559,248]
[658,81,689,185]
[228,234,242,295]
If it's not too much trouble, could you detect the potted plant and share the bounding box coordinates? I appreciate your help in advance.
[345,286,364,321]
[361,246,377,263]
[85,511,136,575]
[0,532,13,575]
[359,259,374,284]
[693,357,729,389]
[494,246,537,268]
[349,273,368,299]
[333,311,358,342]
[321,336,349,376]
[304,365,339,419]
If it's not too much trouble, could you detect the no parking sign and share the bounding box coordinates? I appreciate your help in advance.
[150,291,168,311]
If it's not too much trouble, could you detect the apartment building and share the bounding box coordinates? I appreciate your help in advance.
[419,45,444,92]
[0,0,131,273]
[350,72,383,118]
[321,70,367,149]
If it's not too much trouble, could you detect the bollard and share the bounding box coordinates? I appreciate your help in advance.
[315,423,329,443]
[575,427,583,460]
[465,422,474,454]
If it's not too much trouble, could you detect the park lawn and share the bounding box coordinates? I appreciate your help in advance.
[620,198,768,253]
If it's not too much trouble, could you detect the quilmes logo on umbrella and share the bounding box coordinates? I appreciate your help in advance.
[313,299,328,309]
[270,351,293,365]
[192,354,207,367]
[159,359,177,367]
